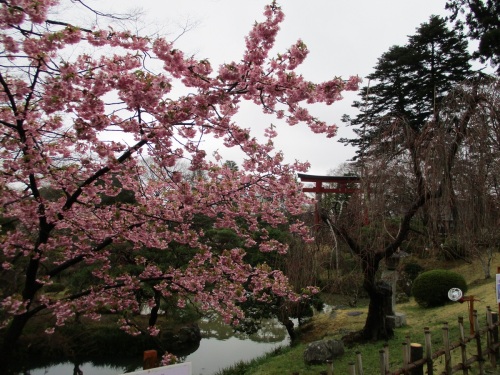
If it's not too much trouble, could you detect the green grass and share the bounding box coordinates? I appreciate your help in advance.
[216,255,500,374]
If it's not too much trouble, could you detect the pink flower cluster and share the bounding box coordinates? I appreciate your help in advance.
[0,0,357,345]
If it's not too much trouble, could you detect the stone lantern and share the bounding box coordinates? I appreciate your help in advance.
[382,249,409,328]
[389,249,409,268]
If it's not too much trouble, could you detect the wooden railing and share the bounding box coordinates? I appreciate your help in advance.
[378,308,498,375]
[300,307,499,375]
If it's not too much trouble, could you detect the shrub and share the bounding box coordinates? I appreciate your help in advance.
[412,269,468,307]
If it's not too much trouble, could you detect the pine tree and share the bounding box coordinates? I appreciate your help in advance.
[446,0,500,73]
[331,16,476,342]
[342,15,473,158]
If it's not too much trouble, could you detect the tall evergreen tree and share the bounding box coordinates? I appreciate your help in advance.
[342,15,472,158]
[330,16,476,342]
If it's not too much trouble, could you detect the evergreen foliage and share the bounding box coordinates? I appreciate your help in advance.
[446,0,500,73]
[412,269,468,307]
[341,15,473,158]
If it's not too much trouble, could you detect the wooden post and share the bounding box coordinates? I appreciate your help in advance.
[326,359,333,375]
[143,350,158,370]
[410,343,424,375]
[469,296,475,336]
[406,335,411,359]
[356,350,364,375]
[424,327,434,375]
[474,310,485,374]
[384,343,390,374]
[492,311,499,362]
[497,266,500,318]
[349,361,356,375]
[380,349,387,375]
[487,307,495,367]
[402,342,409,374]
[443,323,452,375]
[460,296,477,336]
[458,316,469,375]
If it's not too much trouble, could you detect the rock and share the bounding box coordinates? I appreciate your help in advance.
[303,339,344,365]
[346,311,363,317]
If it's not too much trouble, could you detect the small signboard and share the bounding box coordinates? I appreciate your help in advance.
[122,362,192,375]
[496,274,500,304]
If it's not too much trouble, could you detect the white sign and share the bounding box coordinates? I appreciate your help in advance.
[122,362,192,375]
[496,274,500,304]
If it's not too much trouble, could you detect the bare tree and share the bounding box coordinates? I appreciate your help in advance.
[322,77,497,342]
[431,78,500,277]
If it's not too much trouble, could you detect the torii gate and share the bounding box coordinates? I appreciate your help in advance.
[297,173,360,227]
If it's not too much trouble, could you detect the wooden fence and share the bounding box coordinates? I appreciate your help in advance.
[301,307,500,375]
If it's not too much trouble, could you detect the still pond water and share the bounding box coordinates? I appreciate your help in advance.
[25,318,289,375]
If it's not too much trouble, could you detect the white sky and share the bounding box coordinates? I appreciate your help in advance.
[108,0,450,174]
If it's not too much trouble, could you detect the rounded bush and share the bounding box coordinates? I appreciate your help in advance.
[412,269,468,307]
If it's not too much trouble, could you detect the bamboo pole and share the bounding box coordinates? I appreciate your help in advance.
[424,327,434,375]
[356,350,364,375]
[474,310,485,375]
[406,335,411,361]
[380,349,387,375]
[403,342,409,374]
[384,343,390,374]
[326,359,333,375]
[458,316,469,375]
[487,307,495,367]
[492,311,499,362]
[443,323,452,375]
[349,361,356,375]
[497,266,500,318]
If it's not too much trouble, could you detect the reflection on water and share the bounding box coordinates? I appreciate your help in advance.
[185,317,289,375]
[186,336,287,375]
[197,315,288,342]
[25,317,289,375]
[27,362,128,375]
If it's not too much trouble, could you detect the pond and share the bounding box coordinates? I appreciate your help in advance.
[23,317,289,375]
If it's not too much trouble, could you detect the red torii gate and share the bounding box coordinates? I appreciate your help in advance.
[297,173,360,227]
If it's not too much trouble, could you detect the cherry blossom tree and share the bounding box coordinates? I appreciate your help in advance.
[0,0,360,365]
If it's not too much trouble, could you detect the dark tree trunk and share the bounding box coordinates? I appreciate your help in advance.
[149,290,161,327]
[284,319,296,341]
[344,253,394,343]
[278,315,296,341]
[0,313,31,372]
[1,263,45,372]
[361,279,394,341]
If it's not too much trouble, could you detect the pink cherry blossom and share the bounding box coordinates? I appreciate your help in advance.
[0,0,360,357]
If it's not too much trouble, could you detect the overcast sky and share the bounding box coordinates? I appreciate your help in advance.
[110,0,450,175]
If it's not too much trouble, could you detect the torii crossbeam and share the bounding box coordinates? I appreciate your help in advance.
[297,173,360,227]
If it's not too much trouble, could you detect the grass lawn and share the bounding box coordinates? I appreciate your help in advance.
[217,255,500,374]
